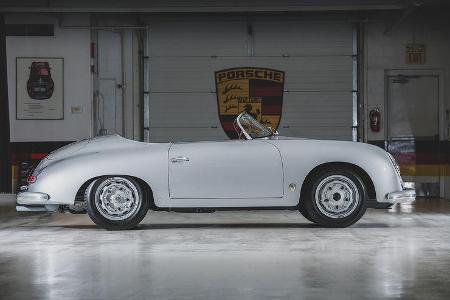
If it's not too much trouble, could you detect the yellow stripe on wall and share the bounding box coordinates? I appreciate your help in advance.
[400,164,450,176]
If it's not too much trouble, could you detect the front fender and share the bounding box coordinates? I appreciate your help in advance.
[269,139,402,204]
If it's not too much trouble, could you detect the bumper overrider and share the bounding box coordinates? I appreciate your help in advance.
[385,182,416,204]
[16,192,58,212]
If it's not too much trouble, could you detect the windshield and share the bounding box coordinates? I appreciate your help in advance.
[235,112,273,139]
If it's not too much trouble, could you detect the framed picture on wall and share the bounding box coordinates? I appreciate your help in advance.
[16,57,64,120]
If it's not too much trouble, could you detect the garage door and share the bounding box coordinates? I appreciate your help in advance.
[145,16,354,142]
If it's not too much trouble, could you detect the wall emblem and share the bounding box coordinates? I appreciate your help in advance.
[215,67,285,139]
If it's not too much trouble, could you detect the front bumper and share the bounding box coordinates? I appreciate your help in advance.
[16,192,57,212]
[386,182,416,204]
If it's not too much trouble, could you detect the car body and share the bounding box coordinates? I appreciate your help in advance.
[27,62,54,100]
[17,112,415,229]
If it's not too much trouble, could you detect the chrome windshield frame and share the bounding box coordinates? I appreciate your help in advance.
[235,112,273,140]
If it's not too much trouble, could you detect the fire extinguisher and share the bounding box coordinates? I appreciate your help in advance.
[369,108,381,132]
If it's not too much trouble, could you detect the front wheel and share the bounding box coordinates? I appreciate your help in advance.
[303,168,367,227]
[86,176,149,230]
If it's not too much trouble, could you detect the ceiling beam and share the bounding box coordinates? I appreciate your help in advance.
[0,0,408,13]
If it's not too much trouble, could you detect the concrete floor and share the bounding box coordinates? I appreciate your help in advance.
[1,195,450,300]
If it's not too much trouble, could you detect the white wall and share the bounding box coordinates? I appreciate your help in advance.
[6,14,92,142]
[365,10,450,198]
[365,12,450,141]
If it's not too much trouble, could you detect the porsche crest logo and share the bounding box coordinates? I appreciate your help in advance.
[215,67,285,139]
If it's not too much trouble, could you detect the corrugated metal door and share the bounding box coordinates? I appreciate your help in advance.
[146,16,353,142]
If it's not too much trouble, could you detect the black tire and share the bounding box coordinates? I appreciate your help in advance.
[303,167,367,228]
[85,176,149,230]
[298,203,315,223]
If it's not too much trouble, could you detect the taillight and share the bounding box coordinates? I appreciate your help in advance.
[27,175,37,184]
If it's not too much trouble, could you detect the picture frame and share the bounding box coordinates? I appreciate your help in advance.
[16,57,64,120]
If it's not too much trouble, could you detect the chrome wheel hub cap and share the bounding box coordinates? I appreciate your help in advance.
[95,177,141,221]
[314,175,360,219]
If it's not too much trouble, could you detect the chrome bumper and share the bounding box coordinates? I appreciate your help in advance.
[16,192,57,212]
[17,192,49,205]
[386,182,416,204]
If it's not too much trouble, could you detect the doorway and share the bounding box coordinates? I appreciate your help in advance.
[386,73,440,197]
[95,30,125,136]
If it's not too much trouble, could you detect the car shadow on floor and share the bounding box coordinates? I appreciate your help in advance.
[136,223,320,230]
[34,222,392,230]
[35,223,317,230]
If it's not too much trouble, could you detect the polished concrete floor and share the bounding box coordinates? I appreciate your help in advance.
[1,194,450,300]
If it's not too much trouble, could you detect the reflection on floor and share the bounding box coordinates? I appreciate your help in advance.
[1,195,450,300]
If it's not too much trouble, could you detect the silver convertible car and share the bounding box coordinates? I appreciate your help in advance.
[17,112,415,230]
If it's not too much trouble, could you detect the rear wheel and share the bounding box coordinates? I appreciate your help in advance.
[303,168,367,227]
[86,176,149,230]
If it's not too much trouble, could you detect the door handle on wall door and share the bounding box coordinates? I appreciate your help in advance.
[171,156,190,163]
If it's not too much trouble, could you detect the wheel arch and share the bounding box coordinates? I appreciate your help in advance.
[300,162,376,202]
[75,175,156,210]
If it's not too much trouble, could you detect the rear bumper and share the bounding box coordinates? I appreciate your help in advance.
[16,192,57,212]
[385,182,416,204]
[17,192,49,205]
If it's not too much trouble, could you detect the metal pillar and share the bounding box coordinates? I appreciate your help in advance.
[352,23,359,142]
[0,14,12,192]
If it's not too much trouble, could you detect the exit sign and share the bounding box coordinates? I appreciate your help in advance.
[406,44,426,64]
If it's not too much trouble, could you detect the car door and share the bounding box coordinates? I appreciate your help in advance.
[168,140,284,199]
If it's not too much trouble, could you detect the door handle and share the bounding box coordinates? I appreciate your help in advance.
[171,156,190,163]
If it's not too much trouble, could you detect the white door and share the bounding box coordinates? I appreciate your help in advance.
[169,140,284,199]
[387,75,440,197]
[96,30,124,136]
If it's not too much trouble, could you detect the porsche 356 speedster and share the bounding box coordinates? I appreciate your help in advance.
[17,112,415,230]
